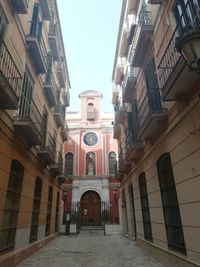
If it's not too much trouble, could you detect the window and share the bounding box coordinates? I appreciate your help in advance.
[145,58,162,112]
[86,152,96,175]
[45,186,53,236]
[19,68,34,118]
[108,152,117,175]
[87,103,95,120]
[83,132,98,146]
[65,153,73,175]
[174,0,200,33]
[30,2,42,37]
[30,177,42,243]
[157,153,186,254]
[55,192,60,232]
[139,172,153,242]
[0,160,24,253]
[46,52,53,83]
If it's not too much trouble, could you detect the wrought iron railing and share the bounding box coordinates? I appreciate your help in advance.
[66,201,119,230]
[55,100,65,123]
[0,38,22,98]
[29,19,47,67]
[45,71,57,99]
[47,132,56,157]
[158,0,200,89]
[137,88,162,129]
[56,151,63,172]
[16,96,43,135]
[49,22,57,36]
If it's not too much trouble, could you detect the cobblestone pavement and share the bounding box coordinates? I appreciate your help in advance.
[17,235,165,267]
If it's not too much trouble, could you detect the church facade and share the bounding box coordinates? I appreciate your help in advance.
[62,90,120,227]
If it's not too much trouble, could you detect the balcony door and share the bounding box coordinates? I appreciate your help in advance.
[145,58,162,111]
[19,69,33,118]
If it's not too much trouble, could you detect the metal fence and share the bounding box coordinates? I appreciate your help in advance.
[64,200,119,235]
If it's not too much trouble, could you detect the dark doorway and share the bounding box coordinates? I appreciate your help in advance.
[80,191,101,226]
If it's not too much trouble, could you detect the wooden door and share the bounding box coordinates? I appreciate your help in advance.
[81,191,101,226]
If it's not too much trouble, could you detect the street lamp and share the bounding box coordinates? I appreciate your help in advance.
[176,29,200,73]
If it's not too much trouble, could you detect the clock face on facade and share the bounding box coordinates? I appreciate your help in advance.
[83,132,98,146]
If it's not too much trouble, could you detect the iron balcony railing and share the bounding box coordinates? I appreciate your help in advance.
[54,100,65,126]
[45,70,58,106]
[15,95,43,135]
[0,38,22,101]
[158,0,200,90]
[49,22,57,36]
[47,132,56,157]
[27,19,47,73]
[129,10,152,64]
[122,66,136,103]
[137,88,162,129]
[54,151,64,172]
[57,61,67,88]
[63,89,70,107]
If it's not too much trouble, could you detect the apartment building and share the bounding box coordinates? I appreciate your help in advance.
[0,0,70,266]
[112,0,200,266]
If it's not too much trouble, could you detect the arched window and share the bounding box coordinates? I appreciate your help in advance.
[0,160,24,252]
[45,186,53,236]
[87,102,95,120]
[30,177,42,243]
[55,192,60,232]
[157,153,186,254]
[86,152,96,175]
[139,172,152,242]
[65,153,73,175]
[108,152,117,175]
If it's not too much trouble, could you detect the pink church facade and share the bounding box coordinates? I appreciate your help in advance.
[63,90,120,226]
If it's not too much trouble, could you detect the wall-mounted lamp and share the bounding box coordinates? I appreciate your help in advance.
[176,30,200,73]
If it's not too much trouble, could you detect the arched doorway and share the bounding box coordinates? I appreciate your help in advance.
[80,191,101,226]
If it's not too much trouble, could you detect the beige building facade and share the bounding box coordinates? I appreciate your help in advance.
[0,0,70,266]
[112,0,200,266]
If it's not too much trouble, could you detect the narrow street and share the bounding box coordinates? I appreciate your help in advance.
[17,235,165,267]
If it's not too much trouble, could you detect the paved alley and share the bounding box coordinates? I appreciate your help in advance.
[17,235,165,267]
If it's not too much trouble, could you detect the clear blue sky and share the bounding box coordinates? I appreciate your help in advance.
[57,0,122,112]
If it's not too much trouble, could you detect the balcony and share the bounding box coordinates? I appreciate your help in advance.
[115,104,127,124]
[122,66,136,103]
[26,27,47,74]
[125,132,144,162]
[63,89,70,107]
[44,73,58,107]
[60,125,68,142]
[113,124,120,139]
[118,150,131,175]
[158,15,200,101]
[11,0,28,13]
[0,38,22,109]
[39,0,51,20]
[54,100,65,128]
[120,15,134,57]
[137,88,167,140]
[13,98,43,147]
[115,57,126,84]
[57,61,67,88]
[49,23,60,61]
[130,10,153,67]
[51,152,63,176]
[36,133,56,165]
